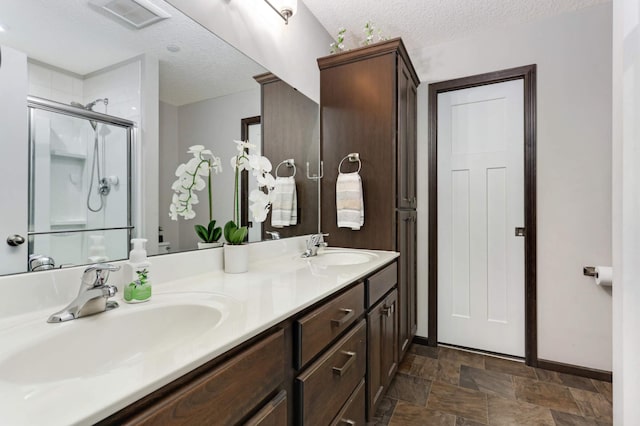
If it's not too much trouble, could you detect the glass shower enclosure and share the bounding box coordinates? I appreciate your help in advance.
[27,96,134,270]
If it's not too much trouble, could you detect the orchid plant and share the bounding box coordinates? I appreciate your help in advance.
[169,145,223,244]
[225,140,276,245]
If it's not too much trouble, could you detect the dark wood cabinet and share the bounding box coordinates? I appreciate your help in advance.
[318,38,419,365]
[331,379,365,426]
[117,330,285,426]
[100,261,399,426]
[397,58,418,210]
[397,210,417,356]
[244,390,287,426]
[295,282,365,369]
[253,73,319,240]
[296,320,367,426]
[367,289,398,418]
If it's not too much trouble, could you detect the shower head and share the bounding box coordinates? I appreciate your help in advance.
[70,98,109,112]
[86,98,109,111]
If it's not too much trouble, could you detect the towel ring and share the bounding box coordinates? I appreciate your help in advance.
[275,159,296,178]
[338,153,361,174]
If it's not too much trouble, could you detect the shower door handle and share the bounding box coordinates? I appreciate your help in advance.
[6,234,25,246]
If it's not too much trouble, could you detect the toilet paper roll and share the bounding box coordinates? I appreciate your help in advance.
[595,266,613,287]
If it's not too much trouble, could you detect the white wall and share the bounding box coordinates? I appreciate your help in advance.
[166,0,333,103]
[612,0,640,422]
[414,4,613,371]
[169,88,260,251]
[27,61,83,105]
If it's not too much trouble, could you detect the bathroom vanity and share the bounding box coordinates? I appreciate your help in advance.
[0,238,401,425]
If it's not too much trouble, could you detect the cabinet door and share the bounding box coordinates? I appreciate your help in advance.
[382,289,399,387]
[397,211,417,358]
[366,290,398,419]
[397,57,418,210]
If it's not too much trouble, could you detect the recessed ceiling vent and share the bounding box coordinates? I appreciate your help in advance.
[91,0,171,29]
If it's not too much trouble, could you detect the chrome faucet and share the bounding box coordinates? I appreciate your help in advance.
[301,233,329,258]
[47,263,120,323]
[266,231,281,240]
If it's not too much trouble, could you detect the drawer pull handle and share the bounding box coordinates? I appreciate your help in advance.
[382,304,394,317]
[331,308,355,327]
[340,420,356,425]
[332,351,356,377]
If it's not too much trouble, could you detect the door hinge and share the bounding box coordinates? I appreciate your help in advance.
[515,227,526,237]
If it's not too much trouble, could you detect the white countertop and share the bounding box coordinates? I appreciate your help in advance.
[0,244,398,426]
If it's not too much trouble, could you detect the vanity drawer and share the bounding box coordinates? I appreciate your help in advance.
[243,390,287,426]
[331,378,365,426]
[296,319,366,425]
[366,262,397,307]
[295,282,364,368]
[125,330,285,426]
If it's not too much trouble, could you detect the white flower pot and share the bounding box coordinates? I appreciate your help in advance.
[197,242,223,250]
[224,244,249,273]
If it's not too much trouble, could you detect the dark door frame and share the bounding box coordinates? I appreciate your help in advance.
[427,64,538,366]
[240,116,261,231]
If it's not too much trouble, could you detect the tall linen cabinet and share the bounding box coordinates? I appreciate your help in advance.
[318,38,419,373]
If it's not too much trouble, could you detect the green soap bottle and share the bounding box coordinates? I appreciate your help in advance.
[124,238,152,303]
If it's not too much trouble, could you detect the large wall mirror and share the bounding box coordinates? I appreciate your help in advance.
[0,0,320,276]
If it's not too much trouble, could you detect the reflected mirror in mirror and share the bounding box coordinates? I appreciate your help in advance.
[0,0,320,276]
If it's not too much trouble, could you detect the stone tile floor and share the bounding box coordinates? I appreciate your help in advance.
[369,344,612,425]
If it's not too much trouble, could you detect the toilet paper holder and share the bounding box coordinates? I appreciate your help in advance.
[583,266,597,277]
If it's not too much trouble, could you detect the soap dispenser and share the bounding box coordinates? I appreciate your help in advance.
[123,238,152,303]
[88,235,108,263]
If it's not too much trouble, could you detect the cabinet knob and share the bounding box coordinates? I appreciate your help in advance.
[382,304,394,317]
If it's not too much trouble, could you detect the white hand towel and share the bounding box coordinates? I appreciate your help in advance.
[271,176,297,228]
[336,172,364,230]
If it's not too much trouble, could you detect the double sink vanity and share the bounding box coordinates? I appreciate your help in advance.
[0,237,402,425]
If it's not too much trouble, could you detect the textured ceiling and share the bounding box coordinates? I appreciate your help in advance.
[303,0,611,61]
[0,0,266,106]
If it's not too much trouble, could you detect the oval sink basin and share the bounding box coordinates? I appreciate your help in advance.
[308,250,378,266]
[0,300,226,384]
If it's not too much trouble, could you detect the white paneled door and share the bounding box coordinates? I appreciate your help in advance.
[437,80,525,357]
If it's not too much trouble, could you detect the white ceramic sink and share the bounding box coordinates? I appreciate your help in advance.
[0,295,229,384]
[306,249,379,266]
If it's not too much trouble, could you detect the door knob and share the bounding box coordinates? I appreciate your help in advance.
[7,234,25,246]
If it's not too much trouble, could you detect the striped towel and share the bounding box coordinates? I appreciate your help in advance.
[271,176,297,228]
[336,172,364,230]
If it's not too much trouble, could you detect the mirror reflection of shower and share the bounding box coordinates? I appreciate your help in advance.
[70,98,116,212]
[28,96,133,271]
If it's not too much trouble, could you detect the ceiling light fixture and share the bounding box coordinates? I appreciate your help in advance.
[264,0,297,25]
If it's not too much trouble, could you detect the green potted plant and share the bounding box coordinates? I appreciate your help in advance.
[224,140,275,273]
[169,145,223,249]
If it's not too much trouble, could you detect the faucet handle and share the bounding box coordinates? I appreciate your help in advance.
[82,263,120,288]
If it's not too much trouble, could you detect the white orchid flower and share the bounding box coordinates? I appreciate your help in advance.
[250,203,268,223]
[233,139,256,153]
[211,156,223,174]
[170,145,222,222]
[193,177,206,191]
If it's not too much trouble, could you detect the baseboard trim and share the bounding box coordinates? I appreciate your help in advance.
[413,335,430,347]
[537,359,612,383]
[411,337,612,383]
